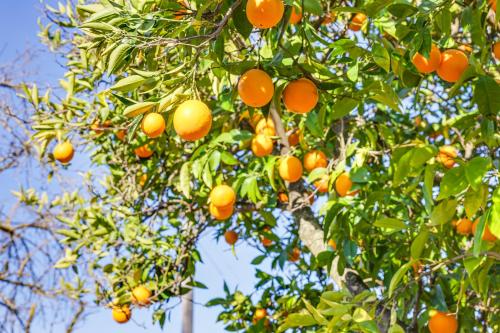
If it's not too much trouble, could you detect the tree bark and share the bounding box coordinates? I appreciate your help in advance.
[181,289,193,333]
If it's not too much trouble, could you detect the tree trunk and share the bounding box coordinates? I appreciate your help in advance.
[181,289,193,333]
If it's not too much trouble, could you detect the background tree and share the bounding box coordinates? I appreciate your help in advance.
[19,0,500,332]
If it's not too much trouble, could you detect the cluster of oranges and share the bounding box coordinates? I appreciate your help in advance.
[209,184,236,221]
[412,44,471,83]
[453,217,497,242]
[111,285,152,324]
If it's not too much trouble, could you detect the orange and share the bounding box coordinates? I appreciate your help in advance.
[246,0,284,29]
[278,156,303,183]
[255,118,276,136]
[288,130,300,146]
[303,150,328,172]
[210,185,236,209]
[283,78,319,114]
[261,227,273,247]
[288,247,300,262]
[412,44,441,74]
[455,218,472,235]
[278,192,289,203]
[141,113,165,138]
[436,50,468,83]
[116,129,127,141]
[131,286,152,306]
[238,69,275,107]
[428,310,458,333]
[251,134,274,157]
[493,42,500,60]
[53,141,74,164]
[289,6,302,24]
[173,100,212,141]
[134,144,154,159]
[224,230,239,245]
[314,174,329,193]
[328,239,337,250]
[335,172,352,197]
[472,219,497,242]
[349,13,367,31]
[209,203,234,221]
[489,0,497,12]
[139,173,148,187]
[253,308,267,322]
[112,305,131,324]
[436,146,457,169]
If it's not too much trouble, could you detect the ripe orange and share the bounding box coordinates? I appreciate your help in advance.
[261,227,273,247]
[134,144,154,159]
[489,0,497,12]
[349,13,367,31]
[428,310,458,333]
[283,78,319,114]
[238,69,275,107]
[131,286,152,306]
[224,230,239,245]
[472,219,497,242]
[328,239,337,250]
[53,141,74,164]
[251,134,274,157]
[335,172,352,197]
[288,247,300,262]
[303,150,328,172]
[436,146,457,169]
[141,113,165,138]
[278,156,303,183]
[289,6,302,24]
[254,308,268,321]
[209,203,234,221]
[116,129,127,141]
[314,174,329,193]
[246,0,284,29]
[288,130,300,146]
[112,305,131,324]
[278,192,289,203]
[493,42,500,60]
[173,100,212,141]
[255,118,276,137]
[437,50,468,83]
[412,44,442,74]
[455,218,472,235]
[210,185,236,209]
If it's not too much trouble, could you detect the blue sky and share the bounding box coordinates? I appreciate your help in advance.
[0,1,263,332]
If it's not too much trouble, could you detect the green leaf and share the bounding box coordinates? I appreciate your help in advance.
[423,164,435,214]
[389,262,412,297]
[232,1,252,39]
[303,0,323,15]
[332,97,358,119]
[373,217,406,231]
[111,75,150,92]
[437,166,468,200]
[221,151,239,166]
[474,76,500,115]
[107,44,132,75]
[464,184,488,219]
[179,162,191,199]
[473,211,490,257]
[123,101,157,118]
[410,229,429,260]
[490,187,500,239]
[302,299,328,325]
[387,4,417,18]
[372,43,390,72]
[353,308,372,322]
[430,199,458,226]
[388,324,405,333]
[277,312,317,333]
[465,157,490,191]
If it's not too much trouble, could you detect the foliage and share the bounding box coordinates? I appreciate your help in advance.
[21,0,500,332]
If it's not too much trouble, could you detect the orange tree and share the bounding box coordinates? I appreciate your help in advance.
[25,0,499,332]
